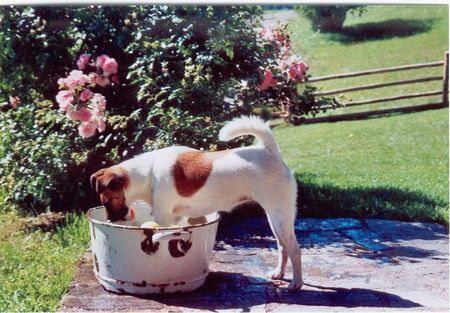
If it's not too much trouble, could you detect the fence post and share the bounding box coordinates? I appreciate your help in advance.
[443,51,449,107]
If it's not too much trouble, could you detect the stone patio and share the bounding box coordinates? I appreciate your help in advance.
[59,216,449,312]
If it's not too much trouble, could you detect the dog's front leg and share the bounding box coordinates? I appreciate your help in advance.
[172,204,191,216]
[150,198,181,227]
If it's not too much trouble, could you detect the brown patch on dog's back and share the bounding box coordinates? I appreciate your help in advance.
[172,150,231,197]
[172,151,212,197]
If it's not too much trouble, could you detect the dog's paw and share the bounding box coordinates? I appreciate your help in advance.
[287,278,303,292]
[268,270,284,280]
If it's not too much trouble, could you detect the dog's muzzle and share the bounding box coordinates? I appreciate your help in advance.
[105,206,129,222]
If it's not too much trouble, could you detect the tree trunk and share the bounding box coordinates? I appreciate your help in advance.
[319,13,346,32]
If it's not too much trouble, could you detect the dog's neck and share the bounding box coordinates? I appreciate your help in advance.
[120,158,153,207]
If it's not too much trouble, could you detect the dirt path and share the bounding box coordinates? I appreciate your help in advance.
[262,10,299,28]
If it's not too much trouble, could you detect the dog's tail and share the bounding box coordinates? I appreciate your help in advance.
[219,116,282,161]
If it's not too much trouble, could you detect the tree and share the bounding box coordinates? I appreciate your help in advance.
[297,5,367,32]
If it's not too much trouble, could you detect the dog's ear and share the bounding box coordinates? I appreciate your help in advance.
[91,167,129,194]
[106,175,125,192]
[90,169,106,193]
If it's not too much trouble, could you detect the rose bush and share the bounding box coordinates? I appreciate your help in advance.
[55,54,118,138]
[0,6,140,214]
[0,5,335,215]
[248,22,338,121]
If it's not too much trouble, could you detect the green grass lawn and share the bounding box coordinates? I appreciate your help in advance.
[0,213,89,312]
[274,108,449,225]
[289,5,449,115]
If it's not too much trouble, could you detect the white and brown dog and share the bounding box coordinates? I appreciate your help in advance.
[90,116,303,290]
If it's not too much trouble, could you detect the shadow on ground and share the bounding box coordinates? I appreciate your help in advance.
[217,214,447,263]
[139,272,421,311]
[295,173,447,225]
[222,171,447,225]
[217,173,448,263]
[325,19,434,43]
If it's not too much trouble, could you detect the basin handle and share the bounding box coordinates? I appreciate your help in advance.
[152,230,191,243]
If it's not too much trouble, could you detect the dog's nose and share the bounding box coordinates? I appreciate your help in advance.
[107,214,121,222]
[105,206,129,223]
[106,210,122,222]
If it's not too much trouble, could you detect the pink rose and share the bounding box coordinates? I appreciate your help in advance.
[260,28,274,41]
[78,121,97,138]
[72,108,92,122]
[57,78,66,88]
[88,73,99,85]
[287,61,308,82]
[102,57,118,75]
[56,90,73,111]
[66,109,76,121]
[92,93,106,110]
[65,70,89,89]
[95,54,109,69]
[288,65,300,81]
[76,53,90,70]
[299,60,308,75]
[88,72,109,86]
[59,102,71,112]
[96,75,110,87]
[273,30,286,44]
[90,105,104,116]
[97,116,106,132]
[258,70,277,91]
[64,77,77,89]
[9,96,20,109]
[79,88,93,102]
[111,74,119,84]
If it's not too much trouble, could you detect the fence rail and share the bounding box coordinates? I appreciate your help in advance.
[281,51,449,124]
[313,76,443,97]
[306,60,445,83]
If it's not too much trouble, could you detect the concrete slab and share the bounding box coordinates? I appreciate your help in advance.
[59,217,449,312]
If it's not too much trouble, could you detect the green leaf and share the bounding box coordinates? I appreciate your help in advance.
[225,47,234,60]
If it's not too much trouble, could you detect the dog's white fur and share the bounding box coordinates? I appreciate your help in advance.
[115,116,303,290]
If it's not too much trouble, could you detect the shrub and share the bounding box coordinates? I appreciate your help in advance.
[125,6,265,150]
[0,6,140,214]
[247,23,338,120]
[297,5,367,32]
[0,5,335,215]
[0,101,74,215]
[0,7,74,102]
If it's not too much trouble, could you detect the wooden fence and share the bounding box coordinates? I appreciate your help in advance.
[281,51,449,124]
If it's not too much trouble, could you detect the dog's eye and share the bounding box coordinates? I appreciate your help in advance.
[107,177,123,191]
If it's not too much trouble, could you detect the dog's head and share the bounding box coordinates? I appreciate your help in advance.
[90,166,130,222]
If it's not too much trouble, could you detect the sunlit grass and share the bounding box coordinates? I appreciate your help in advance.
[289,5,449,116]
[274,108,449,225]
[0,213,89,312]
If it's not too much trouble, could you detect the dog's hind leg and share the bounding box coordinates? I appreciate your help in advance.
[267,215,289,280]
[258,182,303,291]
[266,208,303,291]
